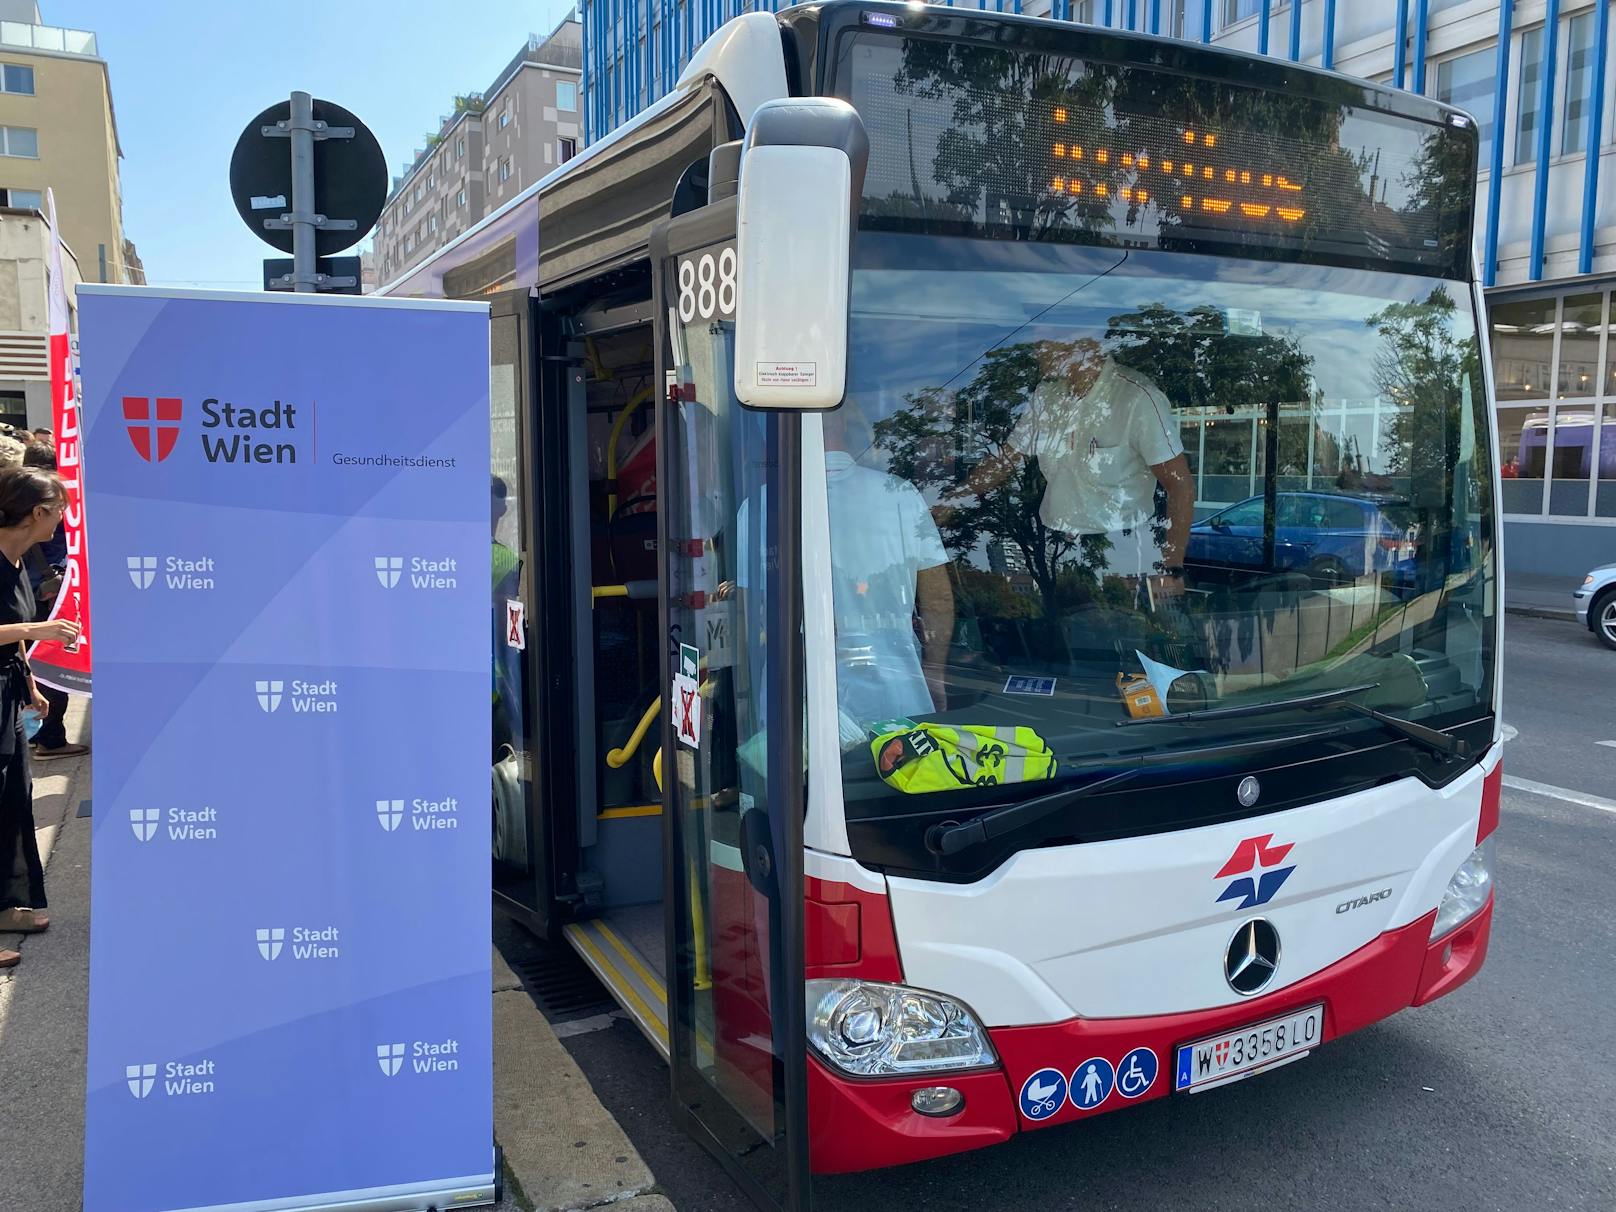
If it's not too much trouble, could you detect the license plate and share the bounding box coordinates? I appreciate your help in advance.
[1173,1003,1324,1093]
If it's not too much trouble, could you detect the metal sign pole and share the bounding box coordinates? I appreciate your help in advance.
[289,90,317,293]
[249,93,369,292]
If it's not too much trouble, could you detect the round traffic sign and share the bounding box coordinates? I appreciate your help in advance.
[228,97,385,255]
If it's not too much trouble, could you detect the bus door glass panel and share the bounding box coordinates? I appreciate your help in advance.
[490,304,538,905]
[662,239,792,1204]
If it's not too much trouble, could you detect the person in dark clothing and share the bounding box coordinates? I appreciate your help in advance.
[0,465,79,968]
[20,442,79,758]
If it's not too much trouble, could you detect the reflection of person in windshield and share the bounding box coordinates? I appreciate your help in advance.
[970,339,1193,598]
[824,406,954,719]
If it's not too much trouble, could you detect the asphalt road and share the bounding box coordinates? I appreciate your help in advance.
[541,613,1616,1211]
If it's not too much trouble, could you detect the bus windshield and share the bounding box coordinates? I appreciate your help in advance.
[817,25,1493,829]
[824,235,1495,811]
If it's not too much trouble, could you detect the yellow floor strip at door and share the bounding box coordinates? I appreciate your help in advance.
[563,921,670,1059]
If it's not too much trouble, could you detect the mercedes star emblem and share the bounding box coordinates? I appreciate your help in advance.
[1225,918,1281,996]
[1236,775,1261,808]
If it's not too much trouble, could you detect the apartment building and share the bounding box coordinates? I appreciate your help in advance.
[372,14,583,286]
[0,1,138,425]
[581,0,1616,579]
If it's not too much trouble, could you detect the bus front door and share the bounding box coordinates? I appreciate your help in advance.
[653,199,811,1211]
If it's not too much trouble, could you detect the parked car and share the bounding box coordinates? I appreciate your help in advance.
[1574,562,1616,650]
[1186,491,1417,582]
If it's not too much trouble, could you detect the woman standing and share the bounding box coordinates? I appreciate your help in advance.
[0,465,80,969]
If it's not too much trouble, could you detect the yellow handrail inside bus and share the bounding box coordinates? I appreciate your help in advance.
[607,697,661,768]
[592,584,630,602]
[690,859,712,991]
[606,384,654,516]
[652,746,662,793]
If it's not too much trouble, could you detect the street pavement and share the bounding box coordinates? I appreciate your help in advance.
[555,612,1616,1211]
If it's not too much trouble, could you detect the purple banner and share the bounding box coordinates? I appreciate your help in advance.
[78,286,493,1212]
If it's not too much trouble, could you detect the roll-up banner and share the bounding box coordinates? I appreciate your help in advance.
[77,285,494,1212]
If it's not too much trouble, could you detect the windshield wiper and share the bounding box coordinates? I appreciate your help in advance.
[924,721,1392,857]
[925,770,1139,857]
[1115,680,1468,760]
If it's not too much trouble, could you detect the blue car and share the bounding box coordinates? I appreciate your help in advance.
[1187,492,1416,582]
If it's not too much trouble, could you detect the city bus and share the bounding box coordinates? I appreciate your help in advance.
[380,4,1502,1206]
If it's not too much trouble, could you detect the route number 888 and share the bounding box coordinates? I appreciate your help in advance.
[677,247,737,324]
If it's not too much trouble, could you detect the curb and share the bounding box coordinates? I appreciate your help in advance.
[1504,604,1578,622]
[492,945,661,1212]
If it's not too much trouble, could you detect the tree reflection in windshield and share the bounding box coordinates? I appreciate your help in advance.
[830,248,1494,803]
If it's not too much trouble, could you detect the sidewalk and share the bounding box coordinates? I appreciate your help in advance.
[0,698,675,1212]
[1504,571,1581,621]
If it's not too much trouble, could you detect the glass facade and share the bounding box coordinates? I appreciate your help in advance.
[1491,286,1616,522]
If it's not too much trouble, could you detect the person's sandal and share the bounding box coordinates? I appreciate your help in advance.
[0,907,48,932]
[0,948,18,969]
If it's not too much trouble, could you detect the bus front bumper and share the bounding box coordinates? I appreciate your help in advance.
[808,897,1492,1174]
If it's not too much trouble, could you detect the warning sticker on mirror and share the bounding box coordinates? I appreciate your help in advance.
[756,362,817,387]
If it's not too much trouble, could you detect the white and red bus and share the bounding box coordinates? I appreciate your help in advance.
[383,4,1501,1205]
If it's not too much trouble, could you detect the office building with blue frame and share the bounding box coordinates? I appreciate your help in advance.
[581,0,1616,576]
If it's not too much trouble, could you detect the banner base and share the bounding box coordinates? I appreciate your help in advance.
[160,1172,497,1212]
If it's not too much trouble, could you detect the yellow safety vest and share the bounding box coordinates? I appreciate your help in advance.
[869,723,1057,794]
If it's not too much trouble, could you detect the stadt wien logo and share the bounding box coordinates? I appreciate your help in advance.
[374,556,404,589]
[255,680,284,713]
[122,396,182,463]
[127,556,157,589]
[376,1043,406,1077]
[125,1063,157,1099]
[129,808,160,842]
[1214,833,1296,910]
[376,799,405,832]
[256,927,285,961]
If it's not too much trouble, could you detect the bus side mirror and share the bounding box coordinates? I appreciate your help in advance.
[732,98,868,412]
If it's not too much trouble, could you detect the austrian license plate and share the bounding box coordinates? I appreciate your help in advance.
[1173,1003,1324,1093]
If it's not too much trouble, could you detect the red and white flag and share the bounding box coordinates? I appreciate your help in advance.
[29,187,91,694]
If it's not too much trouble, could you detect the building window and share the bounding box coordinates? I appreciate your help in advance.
[499,110,510,129]
[428,172,436,191]
[0,187,40,208]
[1515,26,1544,165]
[0,126,37,158]
[557,80,578,111]
[415,182,424,202]
[1221,0,1260,26]
[429,214,438,234]
[1436,50,1494,169]
[404,235,412,254]
[558,137,577,164]
[1492,289,1616,519]
[499,158,512,183]
[456,135,465,158]
[457,187,467,207]
[1562,10,1598,155]
[0,64,32,95]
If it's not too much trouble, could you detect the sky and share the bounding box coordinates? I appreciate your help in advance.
[56,0,577,288]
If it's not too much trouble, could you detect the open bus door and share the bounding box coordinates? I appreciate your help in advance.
[652,189,811,1211]
[651,98,865,1212]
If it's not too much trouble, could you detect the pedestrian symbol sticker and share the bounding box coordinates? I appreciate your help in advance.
[1116,1046,1158,1099]
[1068,1056,1115,1110]
[1018,1068,1067,1121]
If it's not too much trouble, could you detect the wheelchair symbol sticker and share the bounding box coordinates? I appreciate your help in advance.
[1018,1068,1067,1120]
[1116,1046,1158,1099]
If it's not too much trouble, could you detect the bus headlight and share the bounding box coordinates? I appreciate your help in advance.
[1430,838,1494,941]
[807,979,998,1077]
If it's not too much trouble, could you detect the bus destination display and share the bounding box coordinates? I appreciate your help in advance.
[839,31,1476,277]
